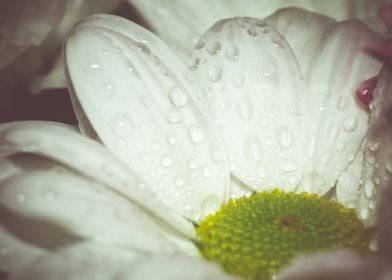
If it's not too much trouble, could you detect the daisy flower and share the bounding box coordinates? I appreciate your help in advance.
[0,6,390,280]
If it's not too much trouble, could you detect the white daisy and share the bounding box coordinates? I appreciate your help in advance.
[0,7,390,280]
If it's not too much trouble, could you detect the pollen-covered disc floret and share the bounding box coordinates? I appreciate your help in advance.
[196,189,371,280]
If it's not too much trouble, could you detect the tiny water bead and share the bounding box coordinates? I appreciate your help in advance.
[196,189,371,280]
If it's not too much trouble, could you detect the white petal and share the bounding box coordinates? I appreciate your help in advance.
[65,15,229,223]
[0,168,196,255]
[362,67,392,256]
[191,17,309,191]
[298,20,382,195]
[265,8,335,74]
[128,0,389,61]
[116,253,237,280]
[336,150,364,208]
[19,242,140,280]
[0,121,195,238]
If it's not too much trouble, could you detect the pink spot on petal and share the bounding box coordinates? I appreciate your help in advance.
[356,76,378,110]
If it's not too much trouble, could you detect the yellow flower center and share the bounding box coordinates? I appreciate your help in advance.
[196,189,371,280]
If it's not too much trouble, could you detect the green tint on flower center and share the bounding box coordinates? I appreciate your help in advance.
[196,189,371,280]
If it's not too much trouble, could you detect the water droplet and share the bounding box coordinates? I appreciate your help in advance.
[45,192,55,201]
[244,136,262,163]
[194,41,205,50]
[337,96,350,111]
[160,155,173,167]
[247,27,257,37]
[16,194,26,203]
[258,115,269,127]
[207,66,222,82]
[232,73,245,89]
[167,136,177,145]
[225,43,239,61]
[169,86,189,107]
[188,160,198,170]
[207,41,221,55]
[282,160,298,172]
[337,141,347,152]
[188,125,205,144]
[90,64,100,69]
[211,150,224,162]
[364,180,374,198]
[369,200,377,210]
[368,140,379,152]
[360,208,369,220]
[328,124,340,143]
[236,97,253,122]
[135,42,151,54]
[343,116,358,132]
[346,153,355,162]
[166,109,184,123]
[202,195,221,216]
[277,127,293,148]
[110,115,134,138]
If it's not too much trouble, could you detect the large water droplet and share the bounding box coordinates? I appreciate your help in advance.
[244,136,262,163]
[169,86,189,107]
[282,160,298,172]
[161,155,173,167]
[343,116,358,132]
[207,66,222,82]
[16,194,26,203]
[194,41,205,50]
[364,180,374,198]
[188,125,205,144]
[166,109,184,123]
[110,115,135,138]
[225,43,239,61]
[337,96,350,111]
[277,127,294,148]
[207,41,221,55]
[90,64,100,69]
[236,97,253,122]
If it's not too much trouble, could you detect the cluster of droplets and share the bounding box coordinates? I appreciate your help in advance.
[84,31,230,222]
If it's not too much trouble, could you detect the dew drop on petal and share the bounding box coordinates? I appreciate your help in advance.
[236,97,253,122]
[207,66,222,82]
[244,136,262,163]
[169,86,189,107]
[166,109,184,123]
[188,126,205,144]
[258,115,269,127]
[337,96,350,111]
[282,160,298,172]
[194,41,205,50]
[110,115,135,138]
[277,127,293,148]
[225,43,239,61]
[343,116,358,132]
[207,41,221,55]
[167,136,177,145]
[364,180,374,198]
[160,155,173,167]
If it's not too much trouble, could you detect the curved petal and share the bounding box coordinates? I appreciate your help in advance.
[298,20,382,195]
[191,17,310,192]
[116,254,237,280]
[19,242,140,280]
[0,121,195,238]
[0,168,196,255]
[65,15,229,223]
[129,0,390,60]
[265,8,335,74]
[360,67,392,256]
